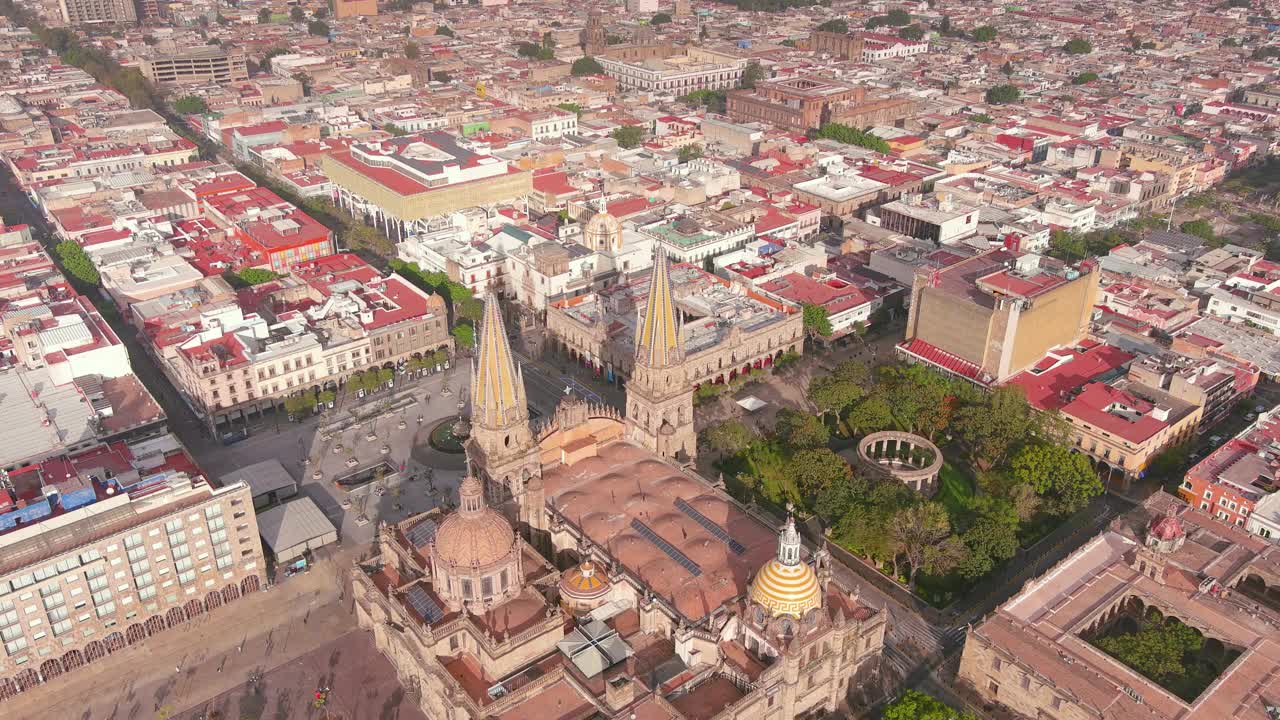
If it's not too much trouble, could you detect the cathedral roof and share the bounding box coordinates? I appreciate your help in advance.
[471,293,526,429]
[748,517,821,619]
[635,247,683,368]
[433,476,517,569]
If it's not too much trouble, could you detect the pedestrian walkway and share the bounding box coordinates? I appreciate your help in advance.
[1,554,351,720]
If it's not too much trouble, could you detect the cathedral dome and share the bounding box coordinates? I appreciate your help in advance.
[559,560,611,612]
[584,210,623,252]
[432,477,516,570]
[748,516,821,619]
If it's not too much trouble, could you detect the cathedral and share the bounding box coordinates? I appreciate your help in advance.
[352,249,885,719]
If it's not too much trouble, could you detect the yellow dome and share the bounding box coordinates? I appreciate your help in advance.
[748,515,821,618]
[749,558,821,618]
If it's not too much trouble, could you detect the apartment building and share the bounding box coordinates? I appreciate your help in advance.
[140,48,250,87]
[58,0,136,25]
[0,453,262,700]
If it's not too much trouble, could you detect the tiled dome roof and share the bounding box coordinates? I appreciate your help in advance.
[749,557,821,618]
[1149,514,1186,542]
[749,515,821,618]
[433,477,516,569]
[560,560,610,602]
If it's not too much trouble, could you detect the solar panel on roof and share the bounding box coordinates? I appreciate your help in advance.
[630,518,702,577]
[675,498,746,555]
[404,584,444,623]
[405,519,437,548]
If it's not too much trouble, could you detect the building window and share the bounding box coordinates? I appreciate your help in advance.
[988,681,999,697]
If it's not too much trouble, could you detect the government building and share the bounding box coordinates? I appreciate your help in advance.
[958,493,1280,720]
[352,250,885,719]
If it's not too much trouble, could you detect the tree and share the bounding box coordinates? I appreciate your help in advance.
[883,690,978,720]
[258,7,271,22]
[290,6,305,22]
[816,19,848,33]
[801,303,833,338]
[314,6,327,18]
[611,125,644,149]
[233,268,278,286]
[1072,71,1099,85]
[571,56,604,76]
[939,15,951,34]
[377,368,394,387]
[704,421,755,456]
[517,41,554,60]
[1063,38,1093,54]
[808,373,864,420]
[845,392,894,434]
[815,123,891,153]
[876,364,962,439]
[173,95,208,115]
[452,324,475,350]
[791,448,852,498]
[971,25,997,42]
[1000,60,1013,75]
[740,61,765,89]
[436,25,454,37]
[968,113,994,123]
[404,41,420,60]
[885,8,911,25]
[813,473,869,524]
[1180,219,1217,244]
[889,502,964,591]
[651,12,672,25]
[899,24,924,41]
[54,241,100,286]
[985,84,1021,104]
[1095,619,1202,685]
[677,143,703,164]
[954,385,1036,471]
[307,20,330,36]
[317,390,336,407]
[454,295,483,325]
[775,408,830,450]
[1010,442,1102,515]
[433,70,452,83]
[957,498,1019,580]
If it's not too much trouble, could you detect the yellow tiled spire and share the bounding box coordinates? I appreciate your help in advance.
[471,293,526,429]
[635,246,683,368]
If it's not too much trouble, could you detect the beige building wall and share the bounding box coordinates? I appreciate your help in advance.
[958,632,1098,720]
[0,479,263,689]
[1004,270,1099,376]
[322,158,533,222]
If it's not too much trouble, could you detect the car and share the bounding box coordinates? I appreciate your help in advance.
[1256,403,1267,414]
[1209,435,1224,445]
[1246,413,1257,422]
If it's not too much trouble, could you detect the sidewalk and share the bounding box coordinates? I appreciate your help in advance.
[2,554,352,720]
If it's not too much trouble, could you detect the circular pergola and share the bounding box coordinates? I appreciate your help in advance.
[856,431,943,496]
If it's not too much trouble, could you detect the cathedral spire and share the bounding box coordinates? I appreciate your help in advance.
[471,293,527,429]
[635,246,683,368]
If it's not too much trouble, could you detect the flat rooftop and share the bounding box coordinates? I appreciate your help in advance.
[554,263,790,357]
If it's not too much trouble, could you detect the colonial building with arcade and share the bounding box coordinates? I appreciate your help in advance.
[351,249,885,719]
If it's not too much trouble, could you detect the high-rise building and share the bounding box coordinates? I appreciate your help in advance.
[330,0,377,19]
[899,249,1099,385]
[139,48,249,86]
[57,0,137,25]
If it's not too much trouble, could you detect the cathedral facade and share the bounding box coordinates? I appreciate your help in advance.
[351,249,884,719]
